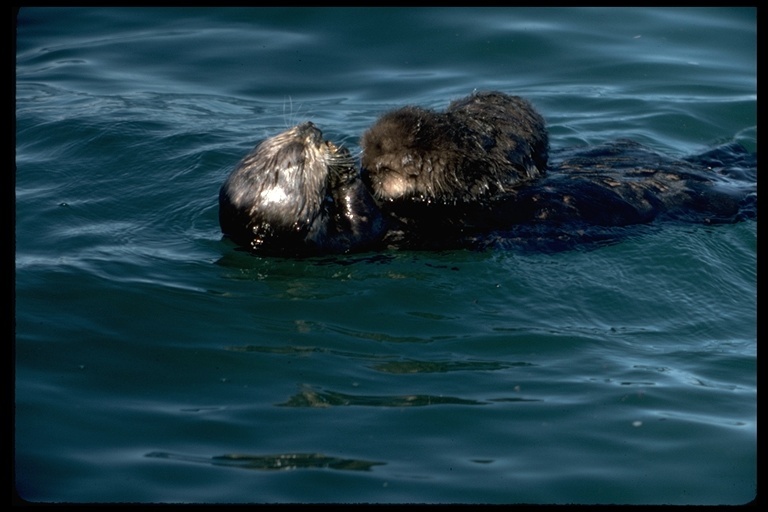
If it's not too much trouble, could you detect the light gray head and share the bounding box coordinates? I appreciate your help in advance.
[218,122,357,252]
[221,122,352,230]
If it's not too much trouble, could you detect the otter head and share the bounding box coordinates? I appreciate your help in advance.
[219,121,353,251]
[361,93,550,208]
[360,107,465,204]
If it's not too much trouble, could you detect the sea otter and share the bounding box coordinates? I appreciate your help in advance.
[360,91,756,250]
[218,122,385,256]
[218,93,755,255]
[360,91,548,204]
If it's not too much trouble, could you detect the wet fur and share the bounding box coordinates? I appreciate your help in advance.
[376,139,756,250]
[358,92,755,250]
[218,122,384,255]
[360,91,548,204]
[218,93,755,255]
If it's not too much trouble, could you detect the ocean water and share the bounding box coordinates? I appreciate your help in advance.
[14,7,756,504]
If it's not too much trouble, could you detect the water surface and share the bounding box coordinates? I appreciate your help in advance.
[15,7,756,504]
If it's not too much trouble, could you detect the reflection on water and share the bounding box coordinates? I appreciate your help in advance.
[279,385,484,408]
[277,385,541,407]
[146,451,384,472]
[371,360,533,374]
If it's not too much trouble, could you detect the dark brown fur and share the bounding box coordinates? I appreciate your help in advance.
[218,94,755,255]
[360,91,548,204]
[357,92,755,250]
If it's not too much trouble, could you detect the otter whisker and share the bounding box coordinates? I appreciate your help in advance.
[282,96,306,130]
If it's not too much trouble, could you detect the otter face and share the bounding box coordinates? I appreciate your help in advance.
[360,107,458,203]
[219,122,351,248]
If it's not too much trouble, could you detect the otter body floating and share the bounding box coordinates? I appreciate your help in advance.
[218,92,756,255]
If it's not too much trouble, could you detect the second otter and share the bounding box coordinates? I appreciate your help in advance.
[361,91,549,205]
[360,91,755,249]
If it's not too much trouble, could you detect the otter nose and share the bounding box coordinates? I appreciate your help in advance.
[299,121,319,133]
[298,121,323,143]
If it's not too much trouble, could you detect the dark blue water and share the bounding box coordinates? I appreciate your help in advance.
[15,7,756,504]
